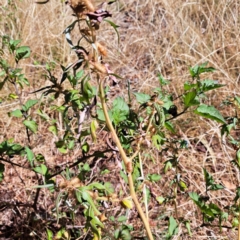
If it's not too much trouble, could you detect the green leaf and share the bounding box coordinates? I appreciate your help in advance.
[48,125,58,136]
[184,221,192,236]
[25,147,34,167]
[156,196,165,204]
[68,140,74,150]
[22,99,38,112]
[232,218,239,227]
[9,39,21,52]
[117,215,128,222]
[200,79,224,92]
[34,164,48,176]
[194,104,226,124]
[0,163,5,182]
[148,173,161,182]
[83,163,91,171]
[152,134,164,150]
[189,192,200,203]
[8,93,18,99]
[178,180,188,191]
[236,149,240,167]
[120,228,131,240]
[203,168,224,191]
[90,119,98,142]
[31,183,55,189]
[58,147,68,154]
[184,82,198,91]
[46,228,53,240]
[15,46,31,63]
[157,74,170,85]
[36,109,50,120]
[0,140,24,156]
[81,188,101,215]
[104,182,115,195]
[133,92,151,104]
[23,120,38,133]
[8,109,23,118]
[82,142,89,153]
[120,170,128,183]
[97,109,113,122]
[168,216,178,236]
[36,153,45,162]
[104,19,120,44]
[189,62,215,78]
[88,182,105,190]
[112,97,129,125]
[164,160,172,173]
[121,198,133,209]
[183,90,199,107]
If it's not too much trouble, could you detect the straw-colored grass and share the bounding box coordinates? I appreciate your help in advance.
[0,0,239,239]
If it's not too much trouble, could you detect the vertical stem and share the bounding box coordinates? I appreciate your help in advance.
[99,79,154,240]
[238,201,240,240]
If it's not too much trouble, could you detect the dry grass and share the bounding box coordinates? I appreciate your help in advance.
[0,0,239,239]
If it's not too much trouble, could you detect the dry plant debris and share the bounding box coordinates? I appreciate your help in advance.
[0,0,239,239]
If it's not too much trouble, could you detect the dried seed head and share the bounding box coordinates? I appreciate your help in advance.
[90,61,107,74]
[96,42,107,57]
[82,0,95,12]
[68,0,95,16]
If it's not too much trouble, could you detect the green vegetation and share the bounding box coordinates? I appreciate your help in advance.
[0,0,239,239]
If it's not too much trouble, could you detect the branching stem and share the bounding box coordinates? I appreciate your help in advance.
[99,79,154,240]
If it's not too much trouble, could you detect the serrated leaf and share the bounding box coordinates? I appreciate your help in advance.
[22,99,38,112]
[9,109,23,118]
[200,79,224,92]
[23,119,38,133]
[133,92,151,104]
[194,104,226,124]
[25,146,34,167]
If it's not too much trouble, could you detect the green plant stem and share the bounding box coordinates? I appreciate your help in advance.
[129,109,156,162]
[99,79,154,240]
